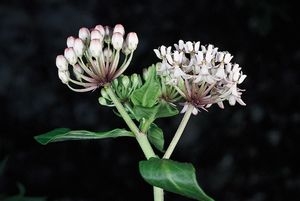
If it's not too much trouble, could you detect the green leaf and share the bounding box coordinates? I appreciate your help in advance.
[132,105,160,121]
[131,66,161,107]
[147,124,164,152]
[155,101,179,118]
[34,128,134,145]
[139,158,214,201]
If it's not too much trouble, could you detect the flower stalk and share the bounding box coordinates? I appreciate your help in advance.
[163,104,194,159]
[104,85,156,159]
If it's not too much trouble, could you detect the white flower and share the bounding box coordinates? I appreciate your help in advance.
[154,40,247,113]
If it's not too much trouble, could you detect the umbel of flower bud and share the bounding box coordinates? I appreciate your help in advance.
[154,40,247,114]
[55,24,139,92]
[99,74,142,107]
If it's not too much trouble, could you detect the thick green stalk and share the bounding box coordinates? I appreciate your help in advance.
[154,187,164,201]
[163,104,194,159]
[105,85,156,159]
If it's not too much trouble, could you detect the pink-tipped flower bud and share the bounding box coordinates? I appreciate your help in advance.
[58,70,70,84]
[73,64,84,80]
[91,29,104,41]
[64,48,77,65]
[56,55,68,71]
[89,39,102,57]
[73,38,85,57]
[95,25,105,36]
[126,32,138,51]
[78,27,90,42]
[112,32,124,50]
[66,36,75,48]
[103,48,112,59]
[113,24,125,36]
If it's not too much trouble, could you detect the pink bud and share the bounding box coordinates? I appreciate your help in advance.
[73,38,85,57]
[112,32,124,50]
[66,36,75,48]
[64,48,77,65]
[89,39,102,57]
[126,32,138,51]
[95,25,105,36]
[78,27,90,42]
[91,29,104,41]
[56,55,68,71]
[113,24,125,36]
[58,70,70,84]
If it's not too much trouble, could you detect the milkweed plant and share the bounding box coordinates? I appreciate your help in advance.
[35,24,246,201]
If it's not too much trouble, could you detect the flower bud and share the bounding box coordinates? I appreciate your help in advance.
[121,75,130,89]
[91,29,104,41]
[56,55,68,71]
[112,32,124,50]
[112,78,118,87]
[98,97,108,106]
[73,38,85,57]
[131,73,140,88]
[64,48,77,65]
[103,48,112,59]
[95,25,105,36]
[78,27,91,42]
[143,68,149,80]
[73,64,83,74]
[113,24,125,36]
[100,88,110,99]
[58,70,70,84]
[89,39,102,57]
[122,44,131,55]
[104,26,112,43]
[67,36,75,48]
[126,32,138,51]
[73,64,83,80]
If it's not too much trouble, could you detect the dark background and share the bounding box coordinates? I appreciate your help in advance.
[0,0,299,200]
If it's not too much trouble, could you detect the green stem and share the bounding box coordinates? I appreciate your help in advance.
[163,104,194,159]
[154,186,164,201]
[105,85,164,201]
[105,85,156,159]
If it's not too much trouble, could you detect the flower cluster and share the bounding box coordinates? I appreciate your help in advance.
[56,24,138,92]
[154,40,246,114]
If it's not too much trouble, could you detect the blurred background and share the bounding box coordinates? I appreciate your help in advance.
[0,0,299,200]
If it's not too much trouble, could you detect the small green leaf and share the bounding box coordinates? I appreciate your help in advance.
[148,124,164,152]
[131,65,161,107]
[156,101,179,118]
[34,128,134,145]
[132,105,160,121]
[139,158,214,201]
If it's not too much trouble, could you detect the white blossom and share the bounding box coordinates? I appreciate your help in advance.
[154,40,247,113]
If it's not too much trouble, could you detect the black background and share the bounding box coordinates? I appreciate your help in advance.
[0,0,299,200]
